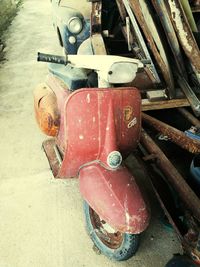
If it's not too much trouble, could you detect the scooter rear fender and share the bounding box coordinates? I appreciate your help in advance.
[79,162,150,234]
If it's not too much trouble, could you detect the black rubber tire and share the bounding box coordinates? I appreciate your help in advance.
[83,200,140,261]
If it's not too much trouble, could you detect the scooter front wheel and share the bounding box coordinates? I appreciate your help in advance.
[83,200,140,261]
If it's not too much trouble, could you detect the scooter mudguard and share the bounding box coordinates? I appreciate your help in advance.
[79,162,150,234]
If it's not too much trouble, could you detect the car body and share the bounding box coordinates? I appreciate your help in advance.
[51,0,91,54]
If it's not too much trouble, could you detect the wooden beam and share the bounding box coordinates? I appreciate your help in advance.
[142,98,190,111]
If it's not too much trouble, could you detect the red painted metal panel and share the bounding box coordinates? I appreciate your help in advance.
[79,162,150,234]
[57,87,141,178]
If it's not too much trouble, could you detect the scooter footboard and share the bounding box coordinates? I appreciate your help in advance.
[79,162,150,234]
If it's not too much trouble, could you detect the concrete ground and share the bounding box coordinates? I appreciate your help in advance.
[0,1,181,266]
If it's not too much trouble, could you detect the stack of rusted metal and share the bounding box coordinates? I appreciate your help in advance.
[90,0,200,264]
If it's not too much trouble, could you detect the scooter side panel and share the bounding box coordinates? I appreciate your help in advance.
[58,87,141,178]
[79,162,150,234]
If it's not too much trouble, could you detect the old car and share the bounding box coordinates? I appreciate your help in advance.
[50,0,90,54]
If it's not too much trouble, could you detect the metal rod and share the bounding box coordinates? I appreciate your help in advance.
[178,76,200,117]
[178,107,200,128]
[122,0,161,83]
[142,112,200,154]
[140,129,200,222]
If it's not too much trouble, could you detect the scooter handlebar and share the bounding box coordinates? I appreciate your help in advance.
[37,52,67,65]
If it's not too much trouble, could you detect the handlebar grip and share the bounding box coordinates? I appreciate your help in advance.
[37,52,67,65]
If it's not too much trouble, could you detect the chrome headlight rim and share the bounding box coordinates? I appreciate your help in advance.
[68,16,83,34]
[107,151,122,169]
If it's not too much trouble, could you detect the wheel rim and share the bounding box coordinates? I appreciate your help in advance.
[89,206,123,249]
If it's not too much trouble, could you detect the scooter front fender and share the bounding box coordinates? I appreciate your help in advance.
[79,162,150,234]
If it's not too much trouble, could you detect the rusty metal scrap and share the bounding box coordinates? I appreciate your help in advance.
[91,1,102,34]
[115,0,127,21]
[122,0,161,86]
[178,108,200,128]
[142,112,200,154]
[43,139,61,178]
[151,0,187,77]
[128,0,175,98]
[140,129,200,222]
[167,0,200,73]
[136,152,183,240]
[191,0,200,6]
[177,76,200,116]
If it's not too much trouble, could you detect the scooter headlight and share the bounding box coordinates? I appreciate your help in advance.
[68,17,83,34]
[107,151,122,169]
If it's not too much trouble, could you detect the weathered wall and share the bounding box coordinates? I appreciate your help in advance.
[0,0,20,36]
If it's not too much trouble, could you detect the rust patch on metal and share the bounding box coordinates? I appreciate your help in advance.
[142,112,200,154]
[136,153,183,240]
[42,139,62,178]
[89,206,124,249]
[128,0,175,98]
[140,129,200,222]
[115,0,127,21]
[151,0,187,78]
[167,0,200,72]
[178,108,200,128]
[91,1,102,34]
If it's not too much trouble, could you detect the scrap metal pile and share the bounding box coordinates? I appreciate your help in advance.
[90,0,200,264]
[91,0,200,111]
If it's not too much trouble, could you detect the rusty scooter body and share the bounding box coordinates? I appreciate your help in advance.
[34,52,150,261]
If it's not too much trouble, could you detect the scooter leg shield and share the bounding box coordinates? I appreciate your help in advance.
[79,163,150,234]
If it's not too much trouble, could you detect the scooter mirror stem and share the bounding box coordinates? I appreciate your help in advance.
[97,72,112,88]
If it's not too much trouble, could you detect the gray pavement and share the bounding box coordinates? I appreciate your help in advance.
[0,1,181,266]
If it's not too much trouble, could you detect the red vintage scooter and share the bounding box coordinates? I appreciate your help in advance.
[34,52,150,261]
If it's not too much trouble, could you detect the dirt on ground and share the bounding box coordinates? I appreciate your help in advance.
[0,1,181,267]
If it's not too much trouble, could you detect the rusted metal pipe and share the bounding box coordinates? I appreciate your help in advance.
[91,1,102,34]
[142,112,200,154]
[178,108,200,128]
[128,0,175,98]
[140,129,200,222]
[167,0,200,73]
